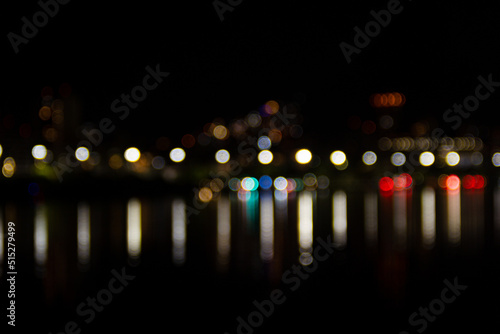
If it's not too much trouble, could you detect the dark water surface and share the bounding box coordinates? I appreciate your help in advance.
[2,178,500,333]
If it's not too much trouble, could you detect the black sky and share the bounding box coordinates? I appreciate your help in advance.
[3,0,500,149]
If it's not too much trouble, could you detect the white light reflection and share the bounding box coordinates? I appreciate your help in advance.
[421,187,436,249]
[77,202,91,267]
[393,188,407,249]
[127,198,142,261]
[333,191,347,249]
[298,191,313,265]
[447,187,461,245]
[260,191,274,262]
[172,198,186,265]
[364,191,378,248]
[217,196,231,267]
[0,210,3,268]
[34,204,48,268]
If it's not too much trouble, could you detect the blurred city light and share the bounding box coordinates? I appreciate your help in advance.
[445,151,460,166]
[75,147,90,162]
[215,149,230,164]
[2,157,16,178]
[258,150,273,164]
[124,147,141,163]
[492,152,500,167]
[295,149,312,164]
[259,175,273,190]
[169,147,186,163]
[213,125,229,140]
[379,176,394,192]
[330,150,347,165]
[419,151,435,166]
[241,177,259,191]
[362,151,377,165]
[151,156,165,170]
[198,187,213,202]
[0,144,2,158]
[274,176,288,191]
[257,136,272,150]
[446,175,461,191]
[32,145,47,160]
[391,152,406,166]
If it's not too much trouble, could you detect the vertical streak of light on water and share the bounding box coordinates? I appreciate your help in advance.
[34,203,48,268]
[217,196,231,267]
[172,198,186,265]
[447,189,461,245]
[364,191,378,248]
[77,202,91,266]
[333,190,347,249]
[421,186,436,249]
[127,198,142,261]
[260,191,274,262]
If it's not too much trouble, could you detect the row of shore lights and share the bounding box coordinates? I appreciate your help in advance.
[1,143,499,174]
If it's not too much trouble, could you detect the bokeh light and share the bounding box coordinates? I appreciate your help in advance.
[419,151,435,166]
[391,152,406,166]
[228,178,241,191]
[213,125,229,140]
[379,176,394,192]
[258,136,272,150]
[215,149,230,164]
[362,151,377,165]
[32,145,47,160]
[124,147,141,163]
[295,149,312,164]
[169,148,186,163]
[446,175,460,190]
[0,144,3,158]
[39,106,52,121]
[445,151,460,166]
[151,156,165,170]
[109,154,123,170]
[492,152,500,167]
[258,150,273,165]
[263,100,279,115]
[75,147,90,162]
[2,157,15,178]
[330,150,346,165]
[241,177,259,191]
[274,177,288,191]
[259,175,273,190]
[198,187,213,203]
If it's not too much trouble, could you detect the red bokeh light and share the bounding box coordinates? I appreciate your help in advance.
[379,176,394,192]
[446,175,460,191]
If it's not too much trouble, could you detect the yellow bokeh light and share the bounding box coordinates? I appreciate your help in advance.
[0,144,3,158]
[295,149,312,164]
[330,150,346,165]
[169,148,186,163]
[109,154,123,169]
[198,187,213,203]
[213,125,229,140]
[264,100,280,115]
[124,147,141,162]
[32,145,47,160]
[258,150,273,164]
[39,106,52,121]
[2,157,15,178]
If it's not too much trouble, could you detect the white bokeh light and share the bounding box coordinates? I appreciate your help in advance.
[75,147,90,162]
[419,151,435,166]
[169,148,186,163]
[32,145,47,160]
[124,147,141,162]
[215,149,230,164]
[362,151,377,165]
[258,150,273,164]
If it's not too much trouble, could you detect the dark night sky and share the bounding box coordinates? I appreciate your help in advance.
[2,0,500,149]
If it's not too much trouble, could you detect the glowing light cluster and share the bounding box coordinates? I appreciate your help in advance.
[379,173,413,192]
[370,92,406,108]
